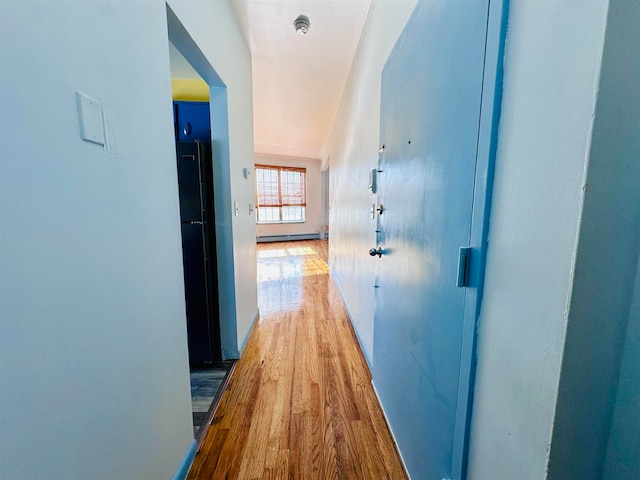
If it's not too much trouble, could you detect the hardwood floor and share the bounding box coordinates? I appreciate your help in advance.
[187,240,407,479]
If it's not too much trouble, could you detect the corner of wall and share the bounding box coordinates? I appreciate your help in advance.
[467,0,609,477]
[547,0,640,476]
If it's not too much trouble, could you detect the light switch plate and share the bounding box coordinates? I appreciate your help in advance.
[76,92,105,146]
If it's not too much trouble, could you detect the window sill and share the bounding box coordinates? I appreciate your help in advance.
[257,221,306,225]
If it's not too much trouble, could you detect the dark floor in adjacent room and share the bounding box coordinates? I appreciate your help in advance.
[190,361,234,436]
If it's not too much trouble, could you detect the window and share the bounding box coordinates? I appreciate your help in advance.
[255,165,306,223]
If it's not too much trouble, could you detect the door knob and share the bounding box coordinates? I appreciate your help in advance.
[376,204,384,215]
[369,246,383,257]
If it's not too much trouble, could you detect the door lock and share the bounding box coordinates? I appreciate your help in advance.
[369,246,383,258]
[376,204,384,215]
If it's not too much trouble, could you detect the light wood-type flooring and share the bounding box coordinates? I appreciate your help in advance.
[187,240,407,479]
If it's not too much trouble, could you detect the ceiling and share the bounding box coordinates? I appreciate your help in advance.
[230,0,371,160]
[169,1,371,161]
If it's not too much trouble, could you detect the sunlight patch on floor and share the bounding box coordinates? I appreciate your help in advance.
[257,246,316,259]
[285,246,316,256]
[257,244,328,283]
[257,248,288,259]
[257,242,329,313]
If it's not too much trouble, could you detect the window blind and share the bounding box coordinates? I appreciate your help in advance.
[255,165,306,208]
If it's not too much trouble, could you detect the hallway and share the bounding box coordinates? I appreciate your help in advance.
[187,240,407,479]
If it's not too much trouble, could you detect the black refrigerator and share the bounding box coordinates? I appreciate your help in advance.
[176,141,221,364]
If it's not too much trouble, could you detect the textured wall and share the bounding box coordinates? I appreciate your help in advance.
[0,0,257,478]
[0,1,193,478]
[548,0,640,476]
[467,0,608,478]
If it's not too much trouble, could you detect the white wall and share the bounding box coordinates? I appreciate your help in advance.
[322,168,330,228]
[167,0,258,354]
[0,0,257,478]
[548,0,640,476]
[467,0,608,478]
[0,1,194,478]
[325,0,418,361]
[255,155,323,238]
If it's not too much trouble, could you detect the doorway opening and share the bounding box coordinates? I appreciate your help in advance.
[166,4,236,444]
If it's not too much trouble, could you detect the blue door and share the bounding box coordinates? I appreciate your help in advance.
[372,0,504,478]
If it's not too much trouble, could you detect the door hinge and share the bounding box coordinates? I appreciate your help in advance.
[456,247,471,287]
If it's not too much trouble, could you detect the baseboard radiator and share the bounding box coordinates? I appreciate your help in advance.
[256,233,322,243]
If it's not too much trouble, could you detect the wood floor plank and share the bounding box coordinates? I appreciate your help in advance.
[187,240,407,480]
[237,378,277,479]
[194,429,228,479]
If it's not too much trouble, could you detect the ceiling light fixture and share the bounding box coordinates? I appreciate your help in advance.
[293,14,310,35]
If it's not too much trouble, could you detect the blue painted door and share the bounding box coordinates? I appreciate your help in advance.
[373,0,493,478]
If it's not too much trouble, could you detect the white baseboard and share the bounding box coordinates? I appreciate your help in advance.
[371,381,413,480]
